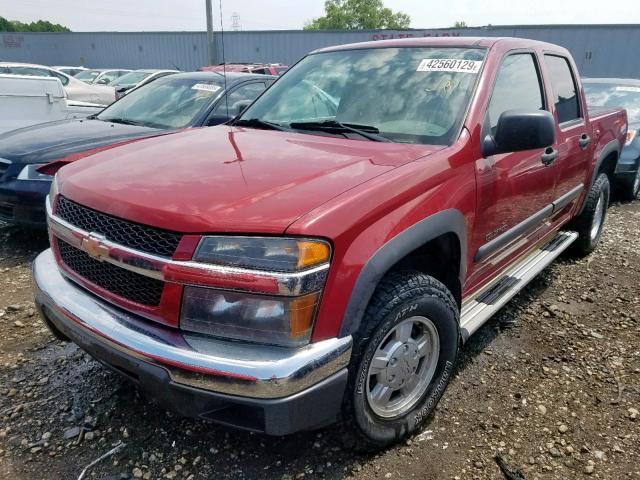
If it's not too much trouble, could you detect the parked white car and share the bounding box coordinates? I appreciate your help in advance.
[0,74,104,134]
[51,66,89,77]
[74,68,131,85]
[0,62,115,106]
[111,69,179,99]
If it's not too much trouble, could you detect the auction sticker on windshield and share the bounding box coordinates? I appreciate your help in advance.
[192,83,222,92]
[417,59,482,73]
[616,86,640,93]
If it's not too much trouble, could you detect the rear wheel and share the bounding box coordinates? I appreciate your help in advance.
[570,173,610,256]
[342,271,459,451]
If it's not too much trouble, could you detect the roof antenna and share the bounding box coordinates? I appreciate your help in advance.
[219,0,229,118]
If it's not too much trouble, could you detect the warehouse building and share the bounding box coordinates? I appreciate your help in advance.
[1,24,639,78]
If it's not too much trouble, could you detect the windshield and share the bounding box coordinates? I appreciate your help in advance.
[97,76,224,129]
[239,47,486,145]
[584,83,640,125]
[111,71,152,87]
[75,70,103,82]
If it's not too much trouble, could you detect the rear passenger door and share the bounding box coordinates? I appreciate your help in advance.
[542,54,593,208]
[472,52,558,271]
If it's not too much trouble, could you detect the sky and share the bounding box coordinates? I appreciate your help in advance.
[1,0,639,32]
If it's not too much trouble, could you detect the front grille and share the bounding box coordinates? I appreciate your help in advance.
[58,239,164,306]
[56,196,182,257]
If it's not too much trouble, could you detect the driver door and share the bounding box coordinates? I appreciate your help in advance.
[468,51,558,287]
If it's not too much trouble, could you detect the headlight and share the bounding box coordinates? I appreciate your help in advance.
[626,130,637,146]
[17,164,52,181]
[194,236,330,272]
[181,287,320,347]
[185,236,331,346]
[47,174,59,210]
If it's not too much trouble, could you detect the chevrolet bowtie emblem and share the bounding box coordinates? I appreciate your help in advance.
[81,234,109,260]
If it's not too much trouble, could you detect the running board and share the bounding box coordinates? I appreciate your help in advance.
[460,231,578,341]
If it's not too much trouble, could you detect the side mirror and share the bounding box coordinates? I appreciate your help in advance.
[206,114,233,126]
[234,101,252,116]
[482,110,556,157]
[97,78,109,85]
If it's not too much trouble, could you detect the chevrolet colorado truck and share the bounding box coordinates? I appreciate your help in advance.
[33,37,627,449]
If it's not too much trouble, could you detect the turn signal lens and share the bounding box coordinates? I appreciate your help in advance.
[194,236,330,272]
[626,130,637,146]
[296,241,330,269]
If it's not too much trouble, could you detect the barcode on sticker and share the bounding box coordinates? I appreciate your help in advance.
[417,59,482,73]
[192,83,222,92]
[616,86,640,93]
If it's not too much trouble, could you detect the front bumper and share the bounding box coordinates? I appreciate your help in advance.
[0,178,50,226]
[33,249,352,434]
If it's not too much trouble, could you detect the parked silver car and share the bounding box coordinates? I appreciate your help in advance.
[74,68,131,85]
[110,69,179,99]
[51,66,88,77]
[0,62,116,106]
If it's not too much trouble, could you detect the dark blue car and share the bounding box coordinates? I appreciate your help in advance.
[584,78,640,200]
[0,72,275,225]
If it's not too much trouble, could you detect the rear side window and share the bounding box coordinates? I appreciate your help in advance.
[487,53,544,134]
[544,55,581,124]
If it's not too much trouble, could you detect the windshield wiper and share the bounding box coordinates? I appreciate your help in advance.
[289,120,390,142]
[232,118,287,131]
[103,117,147,127]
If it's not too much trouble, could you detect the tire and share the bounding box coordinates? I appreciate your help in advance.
[619,167,640,202]
[341,270,459,451]
[570,173,610,256]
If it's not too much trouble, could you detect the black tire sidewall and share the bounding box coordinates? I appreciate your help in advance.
[585,174,610,251]
[351,292,458,445]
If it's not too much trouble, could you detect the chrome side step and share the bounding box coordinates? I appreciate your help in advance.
[460,231,578,341]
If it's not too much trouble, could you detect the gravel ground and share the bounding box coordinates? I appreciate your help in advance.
[0,200,638,480]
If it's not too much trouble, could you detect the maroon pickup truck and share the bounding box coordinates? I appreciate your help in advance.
[34,37,626,449]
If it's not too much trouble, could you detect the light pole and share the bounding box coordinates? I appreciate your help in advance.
[205,0,215,66]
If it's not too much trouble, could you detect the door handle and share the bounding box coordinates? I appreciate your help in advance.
[578,133,591,149]
[541,147,559,166]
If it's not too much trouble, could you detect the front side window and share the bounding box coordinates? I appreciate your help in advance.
[97,76,224,129]
[75,70,102,83]
[49,70,69,86]
[239,47,487,145]
[213,82,266,117]
[487,53,545,134]
[544,55,581,124]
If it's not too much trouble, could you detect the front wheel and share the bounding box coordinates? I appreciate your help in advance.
[342,271,459,451]
[619,167,640,201]
[570,173,610,256]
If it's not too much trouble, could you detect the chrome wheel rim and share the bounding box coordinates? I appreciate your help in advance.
[590,191,605,241]
[366,316,440,418]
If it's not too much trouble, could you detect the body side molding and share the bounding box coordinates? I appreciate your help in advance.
[339,209,467,337]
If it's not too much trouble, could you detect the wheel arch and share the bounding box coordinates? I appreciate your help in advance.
[338,209,467,337]
[579,139,619,214]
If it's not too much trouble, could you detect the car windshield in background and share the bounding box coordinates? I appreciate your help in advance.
[97,76,224,129]
[75,70,102,82]
[584,83,640,124]
[111,71,152,87]
[239,47,486,145]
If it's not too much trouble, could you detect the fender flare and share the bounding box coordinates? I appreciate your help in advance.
[338,209,467,337]
[579,139,620,214]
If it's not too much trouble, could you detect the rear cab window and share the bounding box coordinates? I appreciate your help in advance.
[544,54,582,126]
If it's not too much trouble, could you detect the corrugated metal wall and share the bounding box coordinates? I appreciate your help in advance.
[2,25,640,77]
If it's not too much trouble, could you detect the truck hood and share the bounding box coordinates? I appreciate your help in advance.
[0,118,162,164]
[58,126,443,234]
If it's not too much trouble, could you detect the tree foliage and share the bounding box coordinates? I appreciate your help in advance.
[453,21,467,28]
[0,16,71,32]
[304,0,411,30]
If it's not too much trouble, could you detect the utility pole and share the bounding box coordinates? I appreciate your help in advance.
[205,0,215,65]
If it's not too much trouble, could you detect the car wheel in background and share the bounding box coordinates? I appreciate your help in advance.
[619,167,640,201]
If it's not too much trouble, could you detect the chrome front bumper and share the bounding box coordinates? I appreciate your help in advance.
[33,249,352,400]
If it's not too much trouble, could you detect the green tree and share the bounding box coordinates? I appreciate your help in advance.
[0,16,71,32]
[453,21,467,28]
[304,0,411,30]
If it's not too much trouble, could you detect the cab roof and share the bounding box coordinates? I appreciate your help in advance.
[313,36,569,55]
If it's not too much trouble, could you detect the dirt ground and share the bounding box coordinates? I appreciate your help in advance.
[0,200,638,480]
